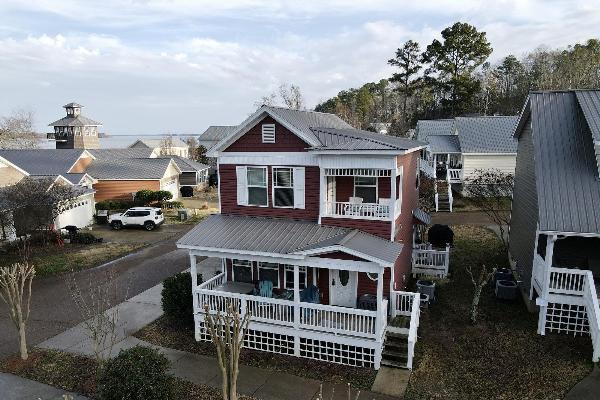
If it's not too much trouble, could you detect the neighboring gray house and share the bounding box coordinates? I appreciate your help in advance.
[198,125,238,151]
[415,115,518,211]
[509,90,600,362]
[129,137,190,158]
[161,156,209,189]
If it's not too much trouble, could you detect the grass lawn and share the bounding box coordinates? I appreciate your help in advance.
[0,349,254,399]
[451,196,512,212]
[0,242,145,277]
[404,226,593,400]
[135,317,377,390]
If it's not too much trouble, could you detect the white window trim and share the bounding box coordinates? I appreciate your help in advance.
[232,259,253,282]
[272,166,295,209]
[353,176,378,203]
[284,265,307,289]
[262,123,276,143]
[257,262,280,288]
[247,166,269,207]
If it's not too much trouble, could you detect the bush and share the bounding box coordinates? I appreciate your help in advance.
[71,232,97,245]
[161,272,199,328]
[180,186,194,197]
[95,200,135,211]
[97,346,173,400]
[154,190,173,204]
[134,189,156,206]
[162,201,184,209]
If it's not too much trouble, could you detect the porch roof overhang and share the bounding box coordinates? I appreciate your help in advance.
[413,208,432,225]
[177,214,402,269]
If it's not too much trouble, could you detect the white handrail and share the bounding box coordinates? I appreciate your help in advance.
[325,201,390,219]
[390,291,420,369]
[412,245,450,278]
[584,271,600,362]
[447,184,453,212]
[198,272,226,291]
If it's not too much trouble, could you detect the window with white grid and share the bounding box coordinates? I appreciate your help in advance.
[257,262,280,288]
[232,259,253,283]
[262,124,276,143]
[284,265,307,289]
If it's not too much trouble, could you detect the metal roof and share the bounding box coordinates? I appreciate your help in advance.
[455,116,518,154]
[575,90,600,142]
[88,148,154,160]
[413,208,432,225]
[415,119,455,141]
[177,215,402,265]
[521,91,600,234]
[161,155,209,172]
[64,102,83,108]
[48,115,101,127]
[426,135,461,153]
[309,127,425,151]
[0,149,87,176]
[133,138,188,149]
[85,158,174,180]
[199,126,238,141]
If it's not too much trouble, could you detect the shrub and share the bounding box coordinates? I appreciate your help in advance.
[71,232,97,245]
[161,272,199,328]
[97,346,173,400]
[180,186,194,197]
[134,189,156,206]
[163,201,184,209]
[154,190,173,204]
[95,200,135,211]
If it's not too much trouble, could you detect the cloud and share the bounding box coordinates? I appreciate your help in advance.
[0,1,598,134]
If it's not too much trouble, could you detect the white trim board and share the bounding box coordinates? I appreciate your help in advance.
[218,152,319,166]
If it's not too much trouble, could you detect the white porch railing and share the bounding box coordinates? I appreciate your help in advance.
[390,291,420,369]
[324,201,391,220]
[412,245,450,278]
[583,275,600,362]
[299,302,380,339]
[447,183,453,212]
[447,168,462,183]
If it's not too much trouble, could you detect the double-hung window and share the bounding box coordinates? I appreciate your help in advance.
[232,259,253,283]
[273,167,294,207]
[247,167,268,206]
[284,265,307,289]
[257,262,280,288]
[354,176,377,203]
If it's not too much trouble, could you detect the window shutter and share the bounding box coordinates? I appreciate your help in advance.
[262,124,276,143]
[236,166,248,206]
[293,167,305,209]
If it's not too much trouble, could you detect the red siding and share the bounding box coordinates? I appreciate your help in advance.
[392,151,421,290]
[317,268,329,305]
[224,116,309,152]
[357,269,391,298]
[219,164,320,220]
[93,180,160,201]
[320,217,391,239]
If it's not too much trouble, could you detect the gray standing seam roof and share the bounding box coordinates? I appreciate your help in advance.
[426,135,461,153]
[455,116,518,154]
[200,126,238,141]
[134,138,188,149]
[415,119,455,141]
[0,149,86,176]
[575,90,600,142]
[309,127,425,151]
[48,115,101,127]
[161,155,209,172]
[177,215,402,265]
[85,158,173,180]
[88,148,154,160]
[522,91,600,234]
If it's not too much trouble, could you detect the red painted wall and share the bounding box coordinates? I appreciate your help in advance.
[333,176,391,202]
[320,217,391,239]
[224,116,309,152]
[219,164,320,220]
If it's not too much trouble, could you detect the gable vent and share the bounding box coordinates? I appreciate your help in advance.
[262,124,276,143]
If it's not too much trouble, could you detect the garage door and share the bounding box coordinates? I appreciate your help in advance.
[55,196,95,229]
[161,178,179,200]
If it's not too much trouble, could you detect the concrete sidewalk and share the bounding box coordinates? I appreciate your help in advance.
[0,372,88,400]
[564,366,600,400]
[37,258,399,399]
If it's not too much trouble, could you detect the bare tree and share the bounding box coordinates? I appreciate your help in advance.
[0,262,35,360]
[203,302,250,400]
[464,169,514,251]
[253,92,277,108]
[279,83,304,110]
[0,109,39,149]
[69,271,125,371]
[466,263,497,324]
[159,134,174,156]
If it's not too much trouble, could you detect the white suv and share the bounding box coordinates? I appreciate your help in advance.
[108,207,164,231]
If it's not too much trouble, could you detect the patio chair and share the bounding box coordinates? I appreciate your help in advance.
[300,285,320,304]
[258,280,273,298]
[344,197,363,216]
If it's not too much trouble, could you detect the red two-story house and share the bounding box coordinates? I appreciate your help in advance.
[177,106,427,369]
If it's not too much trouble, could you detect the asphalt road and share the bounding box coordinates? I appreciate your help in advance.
[0,224,195,359]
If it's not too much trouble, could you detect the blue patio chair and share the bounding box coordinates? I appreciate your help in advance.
[258,280,273,298]
[300,285,320,304]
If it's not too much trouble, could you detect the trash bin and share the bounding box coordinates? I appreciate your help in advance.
[419,293,430,309]
[96,210,108,224]
[416,280,436,302]
[495,280,518,300]
[177,209,188,221]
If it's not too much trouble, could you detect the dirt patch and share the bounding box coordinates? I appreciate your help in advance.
[404,226,593,400]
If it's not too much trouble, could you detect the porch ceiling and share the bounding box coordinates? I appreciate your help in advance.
[177,214,401,267]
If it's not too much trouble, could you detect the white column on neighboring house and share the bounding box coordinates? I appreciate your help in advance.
[538,235,557,335]
[433,154,437,179]
[190,254,198,312]
[312,267,317,286]
[319,168,326,224]
[390,167,397,241]
[293,265,301,356]
[374,269,385,369]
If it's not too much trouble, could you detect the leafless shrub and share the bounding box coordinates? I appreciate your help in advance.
[466,263,497,324]
[0,109,38,149]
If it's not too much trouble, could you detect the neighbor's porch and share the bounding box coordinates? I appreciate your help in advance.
[420,151,463,183]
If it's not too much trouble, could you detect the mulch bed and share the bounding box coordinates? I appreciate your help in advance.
[135,318,377,390]
[404,226,594,400]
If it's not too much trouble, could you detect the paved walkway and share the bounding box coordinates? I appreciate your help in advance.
[36,258,398,400]
[0,372,88,400]
[564,365,600,400]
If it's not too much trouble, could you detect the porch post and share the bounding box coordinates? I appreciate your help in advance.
[376,270,384,337]
[539,235,556,335]
[190,254,198,312]
[312,267,317,286]
[293,265,301,356]
[390,166,397,241]
[433,154,437,179]
[319,168,326,224]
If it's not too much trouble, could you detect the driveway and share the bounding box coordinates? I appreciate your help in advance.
[0,224,196,359]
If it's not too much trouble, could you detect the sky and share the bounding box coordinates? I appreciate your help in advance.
[0,0,599,135]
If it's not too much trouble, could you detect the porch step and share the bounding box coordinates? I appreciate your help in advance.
[381,358,408,369]
[382,330,409,369]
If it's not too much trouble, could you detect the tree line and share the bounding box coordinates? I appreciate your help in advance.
[314,22,600,135]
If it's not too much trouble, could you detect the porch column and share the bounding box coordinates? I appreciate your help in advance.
[433,154,437,179]
[293,265,301,356]
[375,270,384,339]
[312,267,317,286]
[190,254,198,312]
[390,167,398,241]
[319,168,326,223]
[539,235,557,335]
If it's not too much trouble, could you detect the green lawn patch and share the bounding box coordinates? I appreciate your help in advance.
[404,226,593,400]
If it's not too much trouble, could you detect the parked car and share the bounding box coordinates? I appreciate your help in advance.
[108,207,164,231]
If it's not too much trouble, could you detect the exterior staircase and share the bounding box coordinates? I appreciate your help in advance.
[435,180,452,212]
[381,319,410,369]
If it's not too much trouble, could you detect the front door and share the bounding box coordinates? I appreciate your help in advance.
[329,269,357,307]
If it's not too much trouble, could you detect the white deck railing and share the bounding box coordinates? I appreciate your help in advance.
[196,273,383,340]
[390,291,420,369]
[447,168,462,183]
[412,245,450,278]
[447,183,453,212]
[583,275,600,362]
[324,201,391,220]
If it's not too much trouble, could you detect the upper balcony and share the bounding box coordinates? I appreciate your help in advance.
[320,168,401,221]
